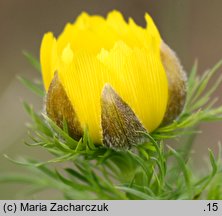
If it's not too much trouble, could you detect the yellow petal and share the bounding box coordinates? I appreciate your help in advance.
[74,12,106,30]
[145,13,161,45]
[61,43,73,64]
[40,32,57,90]
[106,10,129,35]
[57,12,118,54]
[98,41,168,132]
[107,11,141,48]
[57,23,74,56]
[58,50,110,143]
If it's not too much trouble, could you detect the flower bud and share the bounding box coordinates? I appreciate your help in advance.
[41,10,187,149]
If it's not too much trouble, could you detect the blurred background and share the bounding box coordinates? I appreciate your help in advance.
[0,0,222,199]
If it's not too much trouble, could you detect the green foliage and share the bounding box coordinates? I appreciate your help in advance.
[1,53,222,199]
[22,51,41,73]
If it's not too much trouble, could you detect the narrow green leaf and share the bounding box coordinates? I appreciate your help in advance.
[18,76,44,97]
[116,186,154,200]
[23,51,41,72]
[43,114,78,148]
[65,168,89,184]
[55,170,90,191]
[208,149,217,176]
[167,146,192,198]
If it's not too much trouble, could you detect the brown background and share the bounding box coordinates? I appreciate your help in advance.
[0,0,222,199]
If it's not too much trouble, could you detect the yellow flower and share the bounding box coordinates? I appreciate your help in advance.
[40,10,186,149]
